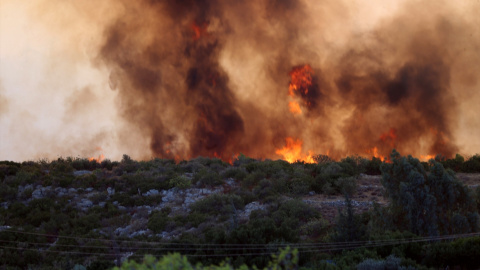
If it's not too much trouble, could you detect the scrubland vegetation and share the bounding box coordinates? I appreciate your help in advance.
[1,151,480,269]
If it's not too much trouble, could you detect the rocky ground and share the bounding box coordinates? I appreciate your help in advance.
[303,174,480,222]
[4,172,479,240]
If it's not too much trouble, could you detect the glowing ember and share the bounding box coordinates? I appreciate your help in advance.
[288,101,302,115]
[275,137,315,163]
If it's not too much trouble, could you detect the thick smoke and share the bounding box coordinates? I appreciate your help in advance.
[1,0,479,161]
[96,0,479,160]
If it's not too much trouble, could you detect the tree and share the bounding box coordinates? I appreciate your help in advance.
[333,195,365,242]
[380,150,479,236]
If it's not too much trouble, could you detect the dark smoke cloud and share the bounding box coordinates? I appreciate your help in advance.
[333,9,465,158]
[92,0,479,161]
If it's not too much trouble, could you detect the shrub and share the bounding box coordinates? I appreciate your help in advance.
[253,179,277,200]
[147,210,170,233]
[50,159,74,176]
[15,169,36,185]
[110,193,136,207]
[300,218,330,239]
[0,183,17,201]
[241,171,266,189]
[365,157,383,175]
[339,156,368,176]
[169,175,191,189]
[288,175,313,195]
[220,167,247,181]
[462,154,480,173]
[185,212,208,227]
[190,194,244,216]
[193,168,223,187]
[335,176,357,197]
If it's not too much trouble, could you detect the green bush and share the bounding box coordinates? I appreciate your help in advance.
[462,154,480,173]
[253,179,277,200]
[381,150,479,236]
[334,177,357,197]
[147,210,170,233]
[15,169,36,185]
[288,175,313,195]
[0,183,17,201]
[190,194,244,216]
[169,175,191,189]
[220,167,247,181]
[241,170,266,189]
[185,212,208,227]
[193,168,223,187]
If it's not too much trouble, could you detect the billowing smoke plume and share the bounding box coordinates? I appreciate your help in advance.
[1,0,479,161]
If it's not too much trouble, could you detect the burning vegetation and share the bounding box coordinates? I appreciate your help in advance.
[91,0,480,163]
[118,2,480,162]
[8,0,478,163]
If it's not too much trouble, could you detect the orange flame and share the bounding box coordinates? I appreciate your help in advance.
[275,137,315,163]
[228,153,239,165]
[88,154,105,163]
[286,64,313,115]
[379,128,397,148]
[288,101,302,115]
[288,64,313,96]
[420,154,436,161]
[367,147,390,162]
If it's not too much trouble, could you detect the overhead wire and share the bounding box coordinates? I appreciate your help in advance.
[1,229,479,258]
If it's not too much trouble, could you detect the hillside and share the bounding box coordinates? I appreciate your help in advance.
[1,153,480,269]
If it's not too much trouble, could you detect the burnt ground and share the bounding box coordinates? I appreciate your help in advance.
[302,173,480,223]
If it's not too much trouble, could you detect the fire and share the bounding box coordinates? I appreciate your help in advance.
[286,64,313,115]
[288,101,302,115]
[288,64,313,96]
[228,153,240,165]
[367,147,388,162]
[88,147,105,163]
[190,21,209,41]
[88,154,105,163]
[420,154,436,161]
[380,128,397,148]
[275,137,315,163]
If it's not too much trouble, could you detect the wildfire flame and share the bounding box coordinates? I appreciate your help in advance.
[286,64,314,115]
[88,154,105,163]
[420,154,436,161]
[380,128,397,148]
[288,64,313,96]
[288,101,302,115]
[275,137,315,163]
[367,147,388,162]
[88,147,105,163]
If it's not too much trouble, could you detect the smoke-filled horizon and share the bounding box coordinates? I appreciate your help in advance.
[1,0,479,162]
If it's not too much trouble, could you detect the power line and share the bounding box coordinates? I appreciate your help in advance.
[1,230,479,258]
[3,229,479,248]
[2,229,479,249]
